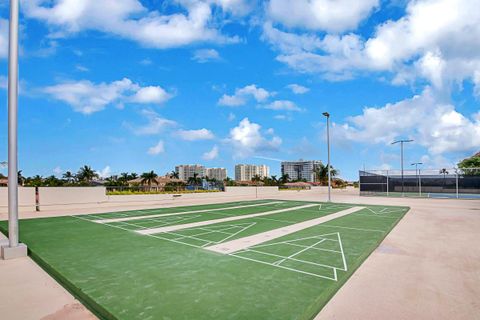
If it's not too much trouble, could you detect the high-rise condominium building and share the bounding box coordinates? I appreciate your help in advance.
[235,164,270,181]
[205,168,227,181]
[175,165,206,181]
[281,160,322,182]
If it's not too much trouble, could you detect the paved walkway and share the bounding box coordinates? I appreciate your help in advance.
[0,233,96,320]
[1,189,479,319]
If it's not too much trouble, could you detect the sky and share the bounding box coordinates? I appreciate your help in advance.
[0,0,479,181]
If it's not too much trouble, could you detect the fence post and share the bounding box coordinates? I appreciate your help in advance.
[35,186,40,211]
[456,169,459,199]
[358,171,361,196]
[419,169,422,197]
[386,170,389,196]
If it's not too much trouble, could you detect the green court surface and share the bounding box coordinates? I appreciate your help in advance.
[0,200,409,320]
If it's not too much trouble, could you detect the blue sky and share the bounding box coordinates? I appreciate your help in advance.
[0,0,479,180]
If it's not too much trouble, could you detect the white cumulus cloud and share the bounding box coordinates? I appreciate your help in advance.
[267,0,379,33]
[23,0,241,49]
[218,84,272,106]
[332,87,480,155]
[132,109,177,135]
[227,118,282,157]
[263,100,301,111]
[192,48,221,63]
[264,0,480,88]
[175,128,215,141]
[286,84,309,94]
[44,78,172,114]
[202,145,219,160]
[96,166,112,178]
[147,140,165,155]
[131,86,172,104]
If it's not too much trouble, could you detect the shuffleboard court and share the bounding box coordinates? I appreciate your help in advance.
[0,200,409,320]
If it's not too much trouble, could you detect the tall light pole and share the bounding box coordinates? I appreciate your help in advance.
[1,0,27,260]
[322,112,331,202]
[411,162,422,176]
[411,162,422,196]
[391,139,413,195]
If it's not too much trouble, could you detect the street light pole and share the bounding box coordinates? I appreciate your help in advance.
[8,0,19,248]
[322,112,331,202]
[391,139,413,196]
[411,162,423,197]
[2,0,27,260]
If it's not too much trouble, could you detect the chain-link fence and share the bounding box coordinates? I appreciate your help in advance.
[359,168,480,199]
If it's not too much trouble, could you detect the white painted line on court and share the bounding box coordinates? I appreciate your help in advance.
[205,206,365,254]
[94,201,283,224]
[136,203,319,235]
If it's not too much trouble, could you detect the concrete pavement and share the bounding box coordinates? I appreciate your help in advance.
[1,188,479,319]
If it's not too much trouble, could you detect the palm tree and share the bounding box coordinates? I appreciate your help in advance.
[279,174,290,184]
[62,171,76,184]
[224,177,236,186]
[439,168,449,186]
[187,173,202,189]
[77,165,98,184]
[44,175,64,187]
[130,172,138,180]
[315,164,338,185]
[25,175,43,187]
[17,170,25,186]
[140,171,159,191]
[251,174,262,183]
[170,171,179,179]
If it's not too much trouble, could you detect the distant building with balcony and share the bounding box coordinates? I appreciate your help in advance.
[205,168,227,181]
[175,165,206,181]
[235,164,270,181]
[281,160,322,182]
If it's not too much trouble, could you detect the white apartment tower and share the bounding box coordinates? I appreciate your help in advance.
[281,160,322,182]
[175,165,206,181]
[205,168,227,181]
[235,164,270,181]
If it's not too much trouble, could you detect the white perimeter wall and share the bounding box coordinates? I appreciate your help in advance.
[0,187,36,213]
[0,186,338,213]
[38,187,108,210]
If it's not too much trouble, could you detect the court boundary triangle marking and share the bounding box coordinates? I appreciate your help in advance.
[231,232,347,281]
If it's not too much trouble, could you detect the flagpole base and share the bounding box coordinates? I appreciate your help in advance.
[1,242,27,260]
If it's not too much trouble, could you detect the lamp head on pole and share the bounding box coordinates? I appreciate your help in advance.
[322,112,330,118]
[391,139,414,145]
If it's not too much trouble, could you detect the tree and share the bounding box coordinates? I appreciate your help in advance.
[279,174,290,184]
[170,171,179,179]
[44,175,64,187]
[17,170,25,186]
[439,168,449,186]
[314,164,338,185]
[251,174,262,183]
[77,166,98,184]
[224,177,237,186]
[62,171,76,184]
[187,173,202,189]
[140,171,158,191]
[458,152,480,175]
[24,175,43,187]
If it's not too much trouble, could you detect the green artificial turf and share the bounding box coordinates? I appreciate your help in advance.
[0,200,409,320]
